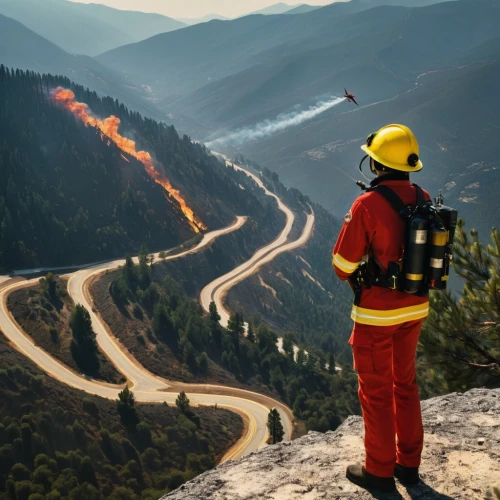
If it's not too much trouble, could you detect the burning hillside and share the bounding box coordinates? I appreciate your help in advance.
[52,87,206,233]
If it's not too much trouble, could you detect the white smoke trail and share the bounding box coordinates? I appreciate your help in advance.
[214,96,344,145]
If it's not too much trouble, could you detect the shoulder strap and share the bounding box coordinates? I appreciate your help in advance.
[372,185,407,217]
[413,184,426,207]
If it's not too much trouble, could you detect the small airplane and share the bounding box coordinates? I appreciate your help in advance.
[344,88,359,106]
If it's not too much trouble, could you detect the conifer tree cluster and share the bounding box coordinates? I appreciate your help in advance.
[0,66,281,269]
[69,305,100,375]
[0,357,241,499]
[420,222,500,391]
[108,259,361,433]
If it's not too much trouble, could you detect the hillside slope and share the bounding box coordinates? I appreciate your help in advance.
[0,68,283,269]
[164,388,500,499]
[69,2,186,45]
[247,3,306,15]
[0,0,185,56]
[0,334,243,499]
[239,60,500,234]
[0,14,164,120]
[175,0,500,133]
[97,0,435,99]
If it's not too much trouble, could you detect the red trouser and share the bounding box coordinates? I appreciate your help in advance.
[349,319,424,477]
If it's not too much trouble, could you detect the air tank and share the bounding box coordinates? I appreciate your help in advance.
[427,225,448,290]
[434,203,458,289]
[434,204,458,244]
[404,215,429,294]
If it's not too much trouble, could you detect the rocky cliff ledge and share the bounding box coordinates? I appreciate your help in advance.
[164,389,500,499]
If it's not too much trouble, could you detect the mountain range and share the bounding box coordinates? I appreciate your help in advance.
[2,0,498,236]
[0,13,171,122]
[179,3,319,24]
[98,0,425,99]
[247,3,316,15]
[0,0,186,56]
[178,13,231,25]
[94,0,500,237]
[1,2,498,497]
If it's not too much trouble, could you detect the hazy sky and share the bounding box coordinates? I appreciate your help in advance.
[68,0,336,19]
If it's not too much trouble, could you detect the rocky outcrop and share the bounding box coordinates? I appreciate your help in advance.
[164,389,500,499]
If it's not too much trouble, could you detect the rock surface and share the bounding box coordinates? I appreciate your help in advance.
[164,389,500,499]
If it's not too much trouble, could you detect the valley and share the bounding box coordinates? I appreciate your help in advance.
[1,0,499,497]
[0,156,319,464]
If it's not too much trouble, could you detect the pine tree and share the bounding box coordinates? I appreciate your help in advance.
[420,222,500,391]
[69,305,100,374]
[209,301,221,323]
[227,312,244,336]
[282,336,294,358]
[175,392,190,414]
[296,349,307,366]
[327,352,336,374]
[39,272,57,300]
[246,323,255,343]
[227,312,244,351]
[117,387,139,429]
[267,408,284,444]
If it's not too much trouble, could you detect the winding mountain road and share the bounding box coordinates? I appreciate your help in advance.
[0,161,315,462]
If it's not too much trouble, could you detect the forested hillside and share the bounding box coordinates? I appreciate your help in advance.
[0,15,163,121]
[0,335,242,499]
[225,158,353,361]
[0,68,282,269]
[97,0,500,236]
[91,255,361,435]
[240,59,500,235]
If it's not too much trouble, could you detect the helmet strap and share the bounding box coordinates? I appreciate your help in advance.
[358,155,373,181]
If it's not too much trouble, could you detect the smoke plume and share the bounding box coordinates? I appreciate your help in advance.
[52,87,206,233]
[214,96,344,145]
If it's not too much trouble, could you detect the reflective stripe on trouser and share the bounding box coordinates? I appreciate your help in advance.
[351,302,429,327]
[349,319,424,477]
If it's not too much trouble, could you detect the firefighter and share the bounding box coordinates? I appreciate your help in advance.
[333,124,429,493]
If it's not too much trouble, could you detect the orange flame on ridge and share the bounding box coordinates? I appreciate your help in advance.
[52,87,206,233]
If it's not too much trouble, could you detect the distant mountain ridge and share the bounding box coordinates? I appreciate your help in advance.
[98,0,451,101]
[246,3,308,15]
[178,3,317,24]
[97,0,411,97]
[179,13,231,25]
[0,14,165,121]
[285,4,322,14]
[0,0,186,56]
[69,2,186,43]
[114,0,499,237]
[238,59,500,238]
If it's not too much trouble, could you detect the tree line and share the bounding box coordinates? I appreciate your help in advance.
[0,352,242,500]
[0,67,282,270]
[109,248,361,434]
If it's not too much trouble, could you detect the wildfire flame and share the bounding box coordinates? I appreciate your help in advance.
[52,87,206,233]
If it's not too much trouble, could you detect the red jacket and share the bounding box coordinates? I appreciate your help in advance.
[333,179,430,327]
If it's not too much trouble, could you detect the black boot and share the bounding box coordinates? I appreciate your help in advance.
[394,463,420,485]
[346,465,396,493]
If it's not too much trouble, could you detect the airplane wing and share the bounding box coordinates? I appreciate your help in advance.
[352,97,359,106]
[344,88,348,95]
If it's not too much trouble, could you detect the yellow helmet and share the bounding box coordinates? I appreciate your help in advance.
[360,124,423,173]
